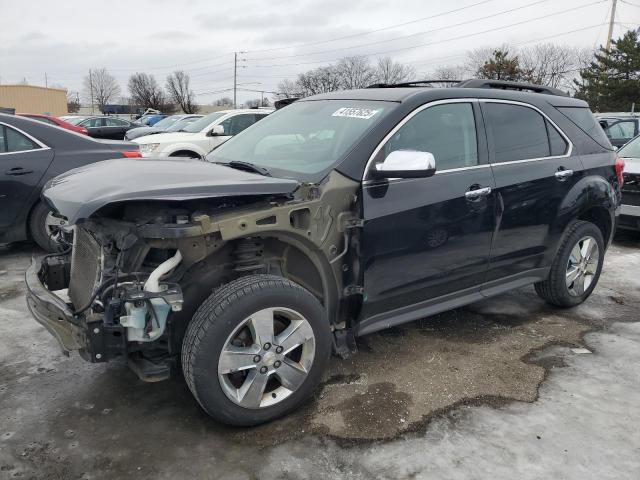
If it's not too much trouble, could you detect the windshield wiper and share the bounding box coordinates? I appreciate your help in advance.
[214,160,271,176]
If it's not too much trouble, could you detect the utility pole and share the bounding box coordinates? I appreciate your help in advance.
[605,0,618,52]
[233,52,237,109]
[89,69,95,114]
[44,72,48,88]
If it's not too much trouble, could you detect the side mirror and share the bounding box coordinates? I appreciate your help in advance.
[208,124,225,137]
[373,150,436,179]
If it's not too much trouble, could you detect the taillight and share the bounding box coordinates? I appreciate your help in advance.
[615,156,625,187]
[122,151,142,158]
[80,128,88,135]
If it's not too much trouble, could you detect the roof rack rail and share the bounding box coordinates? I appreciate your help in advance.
[366,79,460,89]
[365,78,569,97]
[456,79,569,97]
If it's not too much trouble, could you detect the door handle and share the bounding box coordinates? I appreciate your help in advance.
[5,167,34,176]
[465,186,492,200]
[555,169,573,181]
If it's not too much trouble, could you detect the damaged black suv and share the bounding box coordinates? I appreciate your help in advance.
[26,80,621,426]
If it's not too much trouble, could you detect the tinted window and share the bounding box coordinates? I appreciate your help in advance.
[484,103,549,162]
[0,126,6,152]
[381,102,478,170]
[557,107,611,148]
[4,126,39,152]
[546,119,568,156]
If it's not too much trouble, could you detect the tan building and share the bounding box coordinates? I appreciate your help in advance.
[0,85,68,116]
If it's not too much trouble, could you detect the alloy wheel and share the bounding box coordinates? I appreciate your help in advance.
[565,235,600,296]
[217,307,316,409]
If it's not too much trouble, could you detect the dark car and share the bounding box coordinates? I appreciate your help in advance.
[76,116,141,140]
[124,114,203,141]
[0,113,141,251]
[26,80,620,426]
[597,115,640,148]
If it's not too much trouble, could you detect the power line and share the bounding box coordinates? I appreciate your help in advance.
[244,0,606,69]
[244,0,548,61]
[245,0,497,53]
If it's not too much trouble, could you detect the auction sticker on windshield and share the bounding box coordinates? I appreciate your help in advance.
[332,107,380,119]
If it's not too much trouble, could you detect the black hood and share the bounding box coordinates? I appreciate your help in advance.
[43,158,300,223]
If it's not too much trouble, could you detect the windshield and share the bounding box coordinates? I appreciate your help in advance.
[619,135,640,158]
[168,117,200,132]
[182,112,227,133]
[206,100,392,179]
[153,116,181,130]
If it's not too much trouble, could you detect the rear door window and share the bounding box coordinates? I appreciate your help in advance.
[5,126,40,152]
[483,103,550,162]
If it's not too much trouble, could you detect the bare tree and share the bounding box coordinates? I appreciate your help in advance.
[66,91,80,113]
[295,65,342,96]
[166,70,198,113]
[519,44,584,89]
[82,68,121,112]
[336,56,376,89]
[276,79,305,98]
[373,57,415,84]
[214,96,234,107]
[431,65,467,81]
[128,73,166,111]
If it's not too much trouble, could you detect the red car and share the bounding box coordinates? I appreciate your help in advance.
[17,113,89,135]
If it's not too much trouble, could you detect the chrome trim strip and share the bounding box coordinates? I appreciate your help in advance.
[0,121,50,156]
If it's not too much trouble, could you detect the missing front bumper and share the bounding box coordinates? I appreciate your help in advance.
[25,258,83,356]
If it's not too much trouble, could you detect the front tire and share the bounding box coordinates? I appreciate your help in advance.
[535,220,604,307]
[182,274,331,426]
[29,202,65,252]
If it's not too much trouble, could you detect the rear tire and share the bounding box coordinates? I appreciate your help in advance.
[29,202,65,253]
[534,220,604,307]
[182,274,331,426]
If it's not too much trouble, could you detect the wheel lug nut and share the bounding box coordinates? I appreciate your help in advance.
[263,342,271,350]
[253,355,261,363]
[260,366,268,374]
[275,346,283,354]
[274,360,281,368]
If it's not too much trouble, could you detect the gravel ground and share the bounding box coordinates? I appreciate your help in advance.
[0,234,639,479]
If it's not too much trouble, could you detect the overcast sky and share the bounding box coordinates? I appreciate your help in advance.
[1,0,638,105]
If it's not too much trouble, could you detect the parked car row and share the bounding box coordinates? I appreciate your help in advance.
[21,79,623,427]
[133,109,272,158]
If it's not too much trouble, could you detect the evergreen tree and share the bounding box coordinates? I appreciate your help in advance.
[575,29,640,112]
[476,49,524,81]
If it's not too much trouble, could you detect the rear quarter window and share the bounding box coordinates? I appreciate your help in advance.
[556,107,612,149]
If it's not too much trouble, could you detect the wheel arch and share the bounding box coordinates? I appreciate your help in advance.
[168,231,340,356]
[549,174,616,263]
